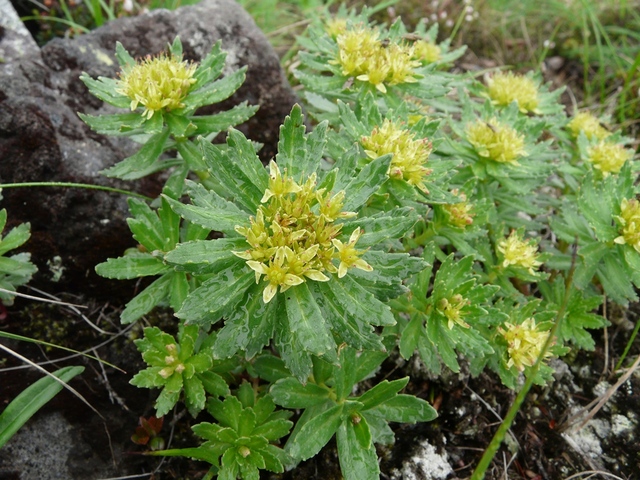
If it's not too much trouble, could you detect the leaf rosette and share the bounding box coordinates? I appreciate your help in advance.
[164,105,426,380]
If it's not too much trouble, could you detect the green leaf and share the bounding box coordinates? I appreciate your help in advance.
[101,129,171,179]
[126,198,165,252]
[184,375,207,416]
[252,354,291,383]
[399,314,423,359]
[286,403,344,461]
[336,420,380,480]
[121,274,173,324]
[114,41,135,67]
[165,238,246,274]
[334,347,358,402]
[0,366,84,449]
[311,282,384,351]
[252,418,294,442]
[77,112,144,136]
[200,134,267,213]
[270,377,331,408]
[191,103,259,135]
[285,283,337,359]
[95,253,170,279]
[372,394,437,423]
[342,154,392,212]
[163,195,248,237]
[0,256,37,277]
[357,378,409,411]
[341,207,419,247]
[328,275,396,326]
[184,67,247,111]
[79,74,130,109]
[197,370,230,397]
[275,105,308,179]
[176,139,207,171]
[177,263,254,325]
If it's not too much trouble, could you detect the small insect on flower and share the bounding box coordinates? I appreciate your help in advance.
[486,71,540,114]
[586,141,633,177]
[116,52,197,120]
[497,231,542,274]
[567,111,610,141]
[465,118,526,165]
[499,318,552,371]
[614,198,640,253]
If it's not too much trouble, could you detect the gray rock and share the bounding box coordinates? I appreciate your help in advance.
[0,0,297,297]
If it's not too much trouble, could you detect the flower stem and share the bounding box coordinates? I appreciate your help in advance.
[0,182,153,201]
[470,245,577,479]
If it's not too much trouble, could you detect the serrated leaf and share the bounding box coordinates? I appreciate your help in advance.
[285,283,337,359]
[182,67,247,111]
[120,274,172,324]
[95,253,170,279]
[286,403,344,461]
[328,275,396,326]
[165,238,246,274]
[270,378,330,408]
[341,207,419,248]
[343,154,392,212]
[184,375,207,416]
[79,74,130,109]
[357,378,410,411]
[78,112,144,136]
[163,195,248,237]
[197,370,230,397]
[126,198,165,252]
[334,347,357,402]
[114,41,135,67]
[399,314,423,360]
[101,129,170,179]
[175,139,207,171]
[252,418,293,442]
[191,103,259,135]
[336,420,380,480]
[0,222,30,256]
[275,105,309,178]
[200,133,267,213]
[176,263,254,324]
[373,394,437,423]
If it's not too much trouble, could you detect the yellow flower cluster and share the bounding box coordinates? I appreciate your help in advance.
[117,53,197,120]
[334,26,421,93]
[586,141,633,177]
[413,39,441,64]
[325,18,348,39]
[499,318,552,371]
[567,111,610,141]
[466,118,526,164]
[361,119,432,191]
[234,161,372,303]
[437,294,470,329]
[487,71,539,114]
[614,198,640,253]
[443,190,474,228]
[158,343,185,379]
[497,231,542,274]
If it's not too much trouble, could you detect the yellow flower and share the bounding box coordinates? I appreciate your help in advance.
[412,39,441,63]
[443,190,474,228]
[325,18,348,39]
[499,318,552,371]
[437,294,470,329]
[361,119,432,191]
[332,227,373,278]
[234,162,367,302]
[465,118,526,164]
[567,111,610,141]
[117,53,197,120]
[497,231,542,274]
[487,71,539,114]
[334,26,420,93]
[587,141,633,177]
[614,198,640,253]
